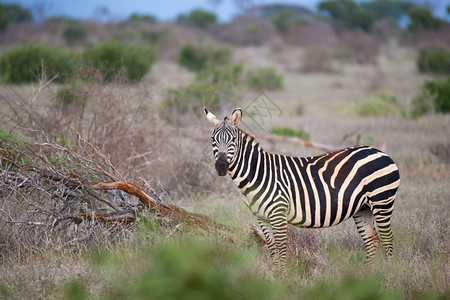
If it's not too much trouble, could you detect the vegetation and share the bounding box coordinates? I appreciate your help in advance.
[272,10,293,34]
[417,46,450,74]
[412,77,450,117]
[178,8,217,29]
[270,126,310,140]
[177,43,231,72]
[246,67,283,91]
[360,0,412,25]
[318,0,374,32]
[124,13,157,24]
[0,2,449,299]
[83,40,157,82]
[54,81,86,113]
[408,6,442,32]
[357,91,405,117]
[0,42,76,83]
[0,2,32,31]
[62,23,88,46]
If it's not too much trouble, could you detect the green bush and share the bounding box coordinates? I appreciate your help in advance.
[412,77,450,117]
[162,82,220,122]
[196,63,243,85]
[408,6,442,32]
[0,43,77,83]
[180,9,217,29]
[357,91,405,117]
[417,46,450,74]
[84,235,275,300]
[162,64,241,123]
[0,3,32,31]
[270,126,310,140]
[272,10,293,34]
[246,67,283,91]
[177,44,231,72]
[54,81,86,113]
[62,23,87,46]
[82,40,156,82]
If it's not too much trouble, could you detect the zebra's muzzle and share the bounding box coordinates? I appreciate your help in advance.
[215,153,229,176]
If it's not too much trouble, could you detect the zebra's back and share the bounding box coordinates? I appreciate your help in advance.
[283,145,400,228]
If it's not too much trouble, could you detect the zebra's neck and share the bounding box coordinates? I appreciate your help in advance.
[228,128,264,187]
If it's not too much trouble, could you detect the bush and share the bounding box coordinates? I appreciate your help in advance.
[408,6,442,32]
[417,46,450,74]
[82,40,156,82]
[180,9,217,29]
[411,77,450,117]
[246,67,283,91]
[162,64,241,123]
[54,81,86,113]
[196,63,243,85]
[177,43,231,72]
[272,10,293,34]
[357,91,405,117]
[162,82,220,124]
[86,235,275,300]
[0,3,32,31]
[270,126,310,140]
[0,43,77,83]
[62,23,87,46]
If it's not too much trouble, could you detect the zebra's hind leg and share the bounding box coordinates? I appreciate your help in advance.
[353,205,379,264]
[370,196,395,258]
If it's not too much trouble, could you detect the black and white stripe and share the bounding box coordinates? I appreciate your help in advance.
[205,108,400,265]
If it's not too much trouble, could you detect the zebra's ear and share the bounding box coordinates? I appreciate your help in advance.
[204,107,220,126]
[231,108,242,126]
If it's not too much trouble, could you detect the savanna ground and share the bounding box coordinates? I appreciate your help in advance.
[0,19,449,300]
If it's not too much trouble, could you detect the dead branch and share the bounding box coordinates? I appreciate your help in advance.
[0,130,230,250]
[258,133,340,152]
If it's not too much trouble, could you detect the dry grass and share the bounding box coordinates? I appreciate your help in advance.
[0,25,449,299]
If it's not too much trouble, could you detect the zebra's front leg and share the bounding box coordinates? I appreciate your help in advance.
[258,213,288,267]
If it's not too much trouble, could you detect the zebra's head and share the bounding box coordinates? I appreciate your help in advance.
[204,107,242,176]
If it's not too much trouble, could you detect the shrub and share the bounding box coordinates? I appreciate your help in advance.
[62,23,87,46]
[357,91,405,117]
[246,67,283,91]
[162,82,220,123]
[82,40,156,82]
[177,43,231,72]
[272,10,293,34]
[196,63,243,85]
[411,77,450,117]
[0,3,32,31]
[54,81,86,113]
[162,64,241,123]
[87,235,275,300]
[408,6,442,32]
[417,46,450,74]
[180,9,217,29]
[270,126,310,140]
[124,13,157,24]
[0,43,76,83]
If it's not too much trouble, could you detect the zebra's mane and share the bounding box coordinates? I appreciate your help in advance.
[237,127,262,150]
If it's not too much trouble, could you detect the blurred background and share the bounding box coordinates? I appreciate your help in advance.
[0,0,449,299]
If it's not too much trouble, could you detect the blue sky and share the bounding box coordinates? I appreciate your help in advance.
[1,0,322,22]
[1,0,448,22]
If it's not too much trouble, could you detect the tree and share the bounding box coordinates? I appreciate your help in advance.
[0,3,32,31]
[361,0,412,24]
[408,6,442,31]
[180,9,217,29]
[318,0,374,32]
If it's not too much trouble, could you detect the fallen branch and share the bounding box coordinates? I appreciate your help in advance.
[258,134,340,152]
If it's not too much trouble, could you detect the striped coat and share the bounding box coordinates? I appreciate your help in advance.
[205,107,400,265]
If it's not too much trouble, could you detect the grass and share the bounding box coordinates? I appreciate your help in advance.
[0,30,449,300]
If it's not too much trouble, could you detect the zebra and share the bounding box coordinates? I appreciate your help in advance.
[204,107,400,266]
